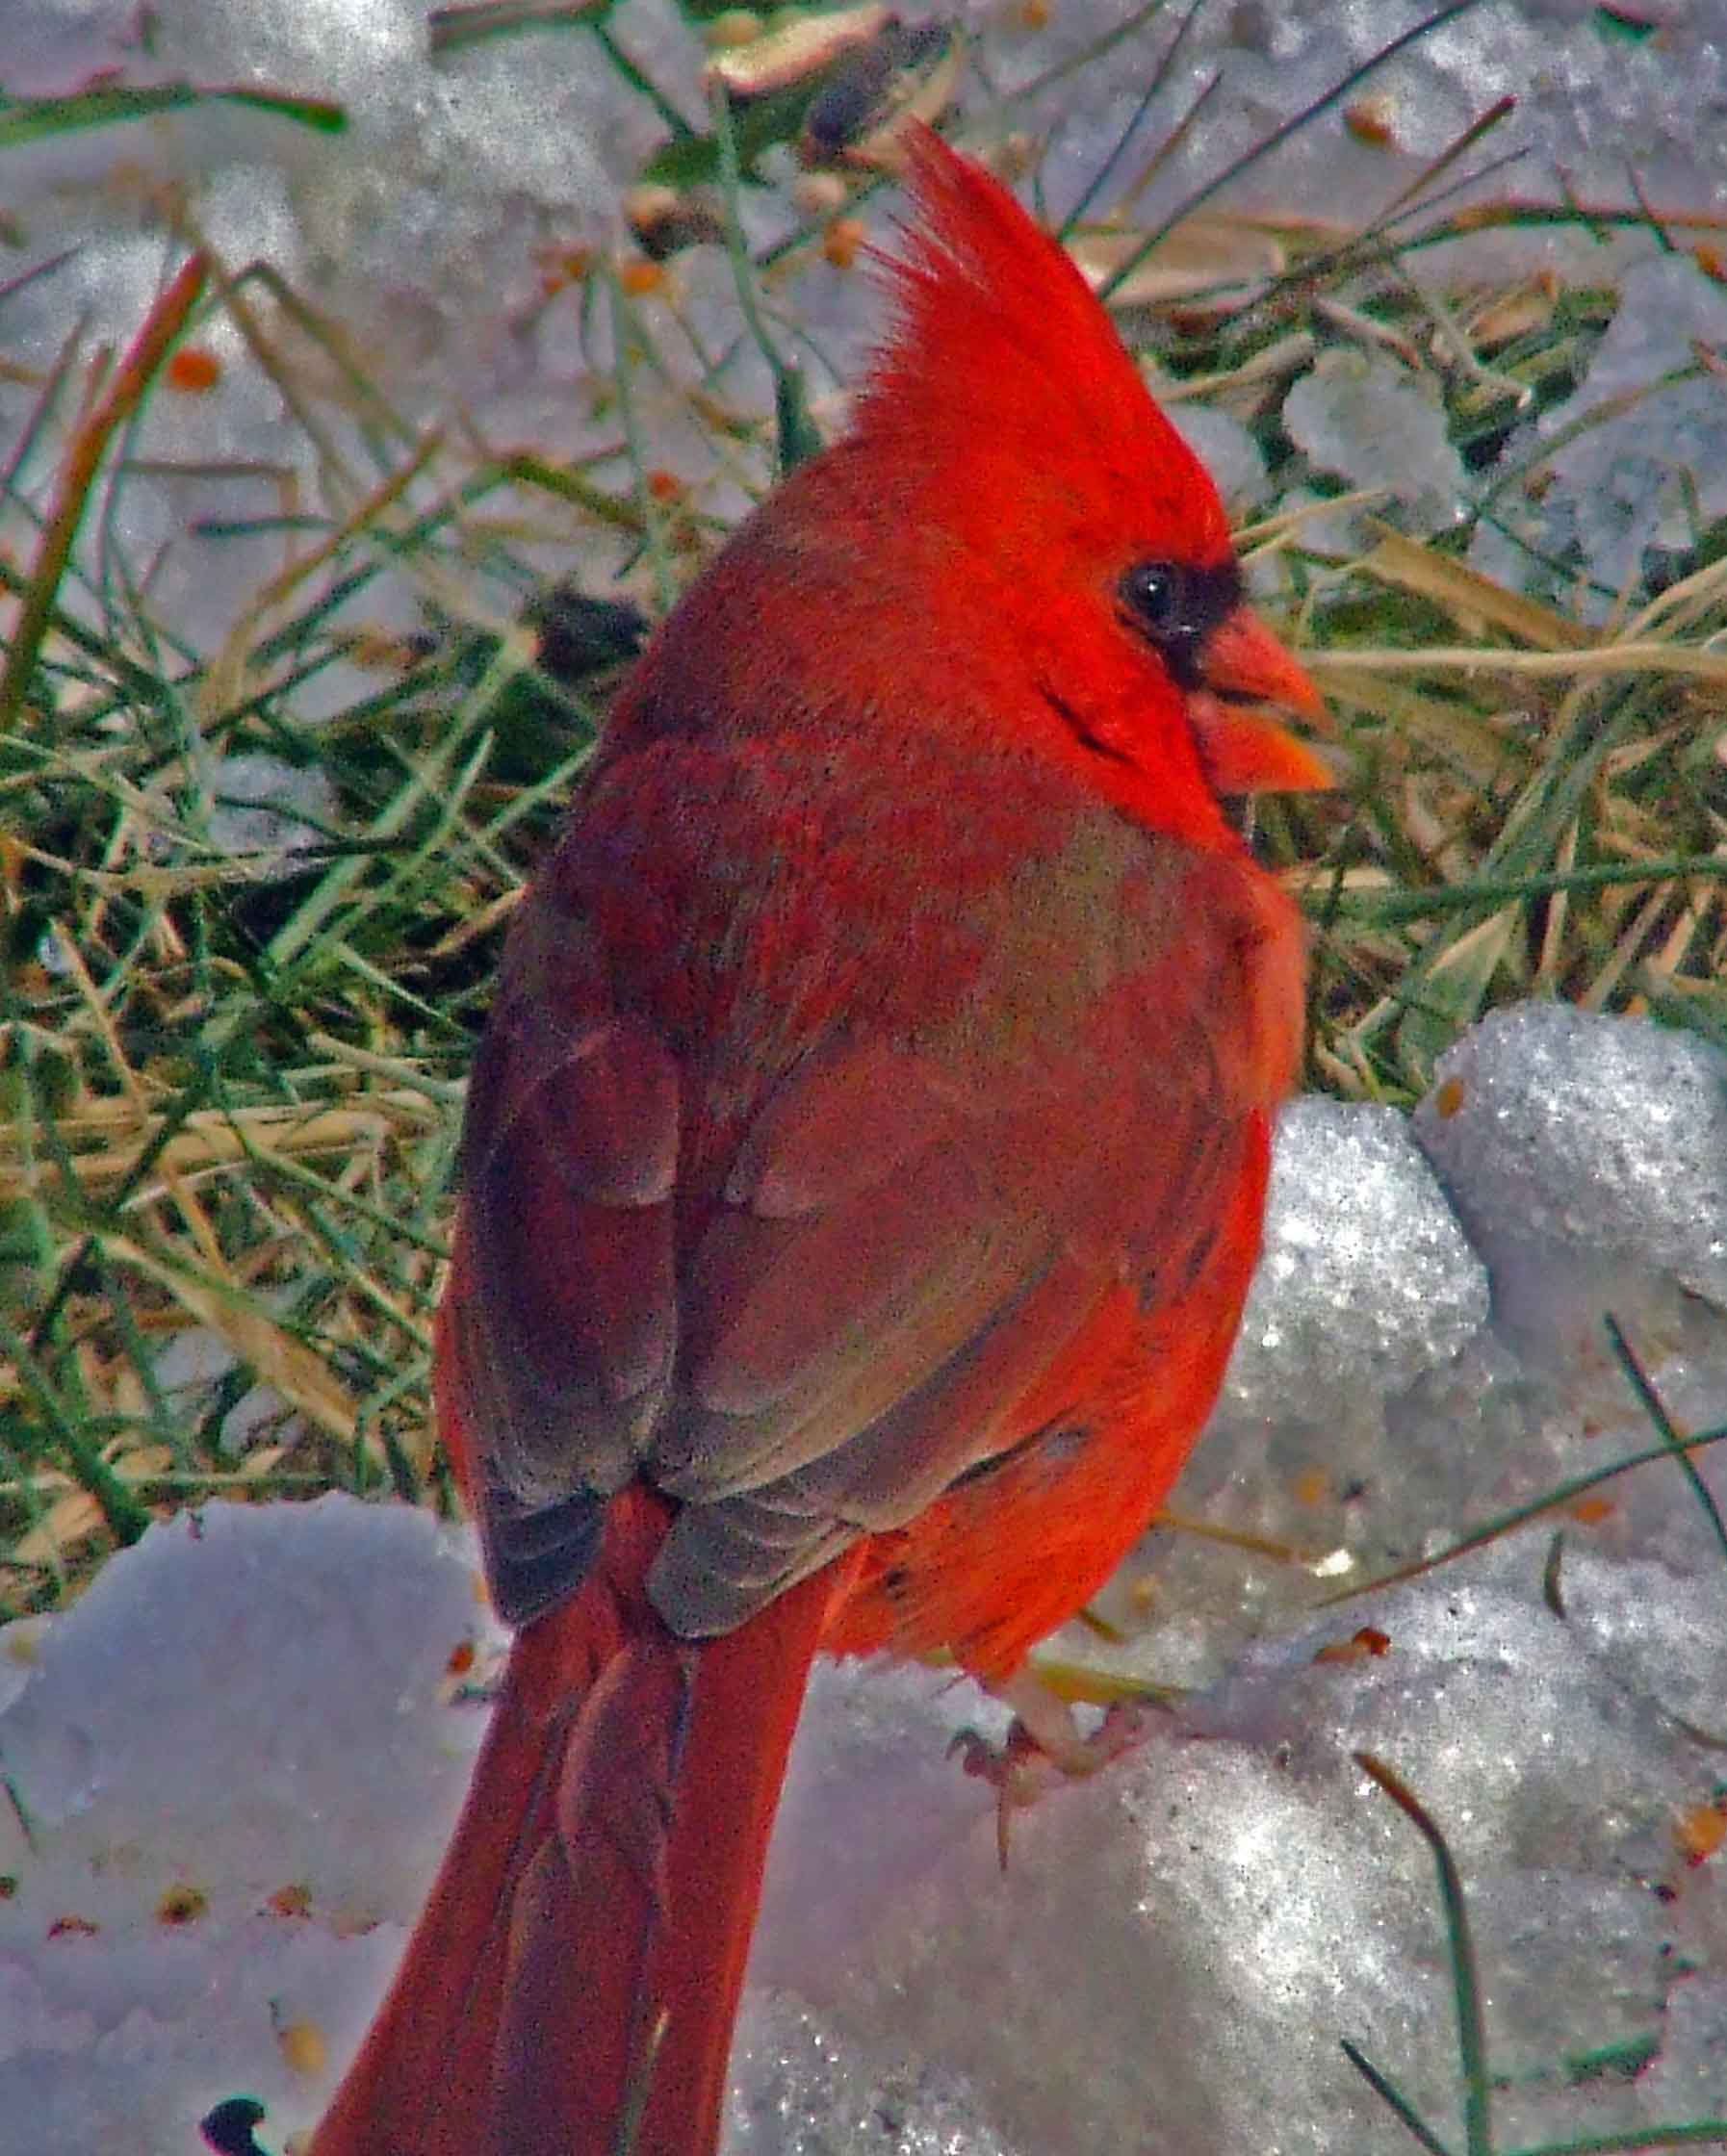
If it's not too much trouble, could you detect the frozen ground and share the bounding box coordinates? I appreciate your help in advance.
[2,1004,1725,2155]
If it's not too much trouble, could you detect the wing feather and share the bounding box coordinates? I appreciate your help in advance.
[451,752,1303,1641]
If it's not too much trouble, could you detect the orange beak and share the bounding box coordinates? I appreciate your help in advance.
[1189,606,1334,796]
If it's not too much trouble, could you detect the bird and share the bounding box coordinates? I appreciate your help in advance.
[309,123,1331,2156]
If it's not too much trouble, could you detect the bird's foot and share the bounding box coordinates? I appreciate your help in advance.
[948,1678,1163,1871]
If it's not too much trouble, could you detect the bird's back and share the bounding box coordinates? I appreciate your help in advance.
[452,615,1302,1651]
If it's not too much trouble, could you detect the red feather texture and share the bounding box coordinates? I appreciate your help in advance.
[310,127,1328,2156]
[858,131,1232,568]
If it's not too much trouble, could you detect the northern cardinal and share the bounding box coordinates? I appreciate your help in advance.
[310,128,1329,2156]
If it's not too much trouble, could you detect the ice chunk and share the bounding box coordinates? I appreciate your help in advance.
[1497,255,1727,611]
[729,1994,1025,2156]
[1168,404,1267,513]
[1224,1096,1489,1425]
[1551,254,1727,412]
[1099,1099,1493,1674]
[1284,349,1466,534]
[205,752,338,858]
[1412,1002,1727,1340]
[1642,1979,1727,2121]
[740,1535,1712,2155]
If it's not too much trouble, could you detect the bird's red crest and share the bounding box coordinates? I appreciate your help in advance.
[852,127,1232,567]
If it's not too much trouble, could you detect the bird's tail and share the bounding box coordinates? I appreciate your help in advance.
[308,1481,836,2156]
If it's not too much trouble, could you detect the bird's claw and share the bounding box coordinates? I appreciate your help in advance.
[949,1698,1161,1871]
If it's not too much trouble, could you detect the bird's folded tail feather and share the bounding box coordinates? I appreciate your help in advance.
[309,1480,843,2156]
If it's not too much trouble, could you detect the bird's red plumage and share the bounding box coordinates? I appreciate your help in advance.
[310,125,1327,2156]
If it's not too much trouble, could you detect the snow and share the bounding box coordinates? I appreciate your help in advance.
[1283,350,1468,537]
[1167,405,1269,516]
[0,1499,495,2152]
[2,1005,1725,2154]
[1223,1094,1490,1427]
[204,755,340,860]
[1472,254,1727,619]
[1414,1002,1727,1343]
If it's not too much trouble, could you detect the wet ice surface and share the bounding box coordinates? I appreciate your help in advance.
[749,1550,1725,2156]
[2,1005,1724,2154]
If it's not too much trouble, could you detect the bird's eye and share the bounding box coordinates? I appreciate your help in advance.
[1117,556,1244,687]
[1121,561,1183,636]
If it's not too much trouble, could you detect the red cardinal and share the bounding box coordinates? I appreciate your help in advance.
[311,128,1329,2156]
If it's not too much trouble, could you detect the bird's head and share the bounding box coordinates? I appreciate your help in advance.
[846,127,1331,814]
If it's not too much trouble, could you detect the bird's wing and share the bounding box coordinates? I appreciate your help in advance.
[449,792,1302,1632]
